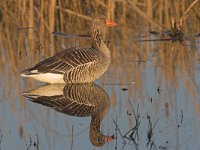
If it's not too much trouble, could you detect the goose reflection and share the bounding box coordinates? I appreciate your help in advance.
[23,83,114,147]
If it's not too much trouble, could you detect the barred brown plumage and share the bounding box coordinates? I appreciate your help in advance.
[21,15,117,83]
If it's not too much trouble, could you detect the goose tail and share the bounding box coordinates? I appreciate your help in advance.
[20,68,39,77]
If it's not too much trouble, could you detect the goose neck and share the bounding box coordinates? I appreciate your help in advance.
[91,29,110,58]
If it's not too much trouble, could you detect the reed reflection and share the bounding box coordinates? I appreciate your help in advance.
[23,83,114,147]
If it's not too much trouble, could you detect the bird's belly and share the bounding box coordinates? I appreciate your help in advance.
[29,73,65,83]
[64,60,110,83]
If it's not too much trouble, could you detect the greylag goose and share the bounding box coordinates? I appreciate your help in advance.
[21,15,117,83]
[23,83,114,147]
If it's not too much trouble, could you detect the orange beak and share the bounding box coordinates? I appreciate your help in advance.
[106,19,117,27]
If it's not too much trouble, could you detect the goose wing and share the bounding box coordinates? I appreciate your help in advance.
[23,47,100,75]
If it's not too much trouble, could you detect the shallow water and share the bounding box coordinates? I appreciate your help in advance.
[1,36,200,150]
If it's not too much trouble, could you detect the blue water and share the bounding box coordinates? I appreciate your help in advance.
[1,37,200,150]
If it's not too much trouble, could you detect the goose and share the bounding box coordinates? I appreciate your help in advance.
[23,83,114,147]
[21,15,117,83]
